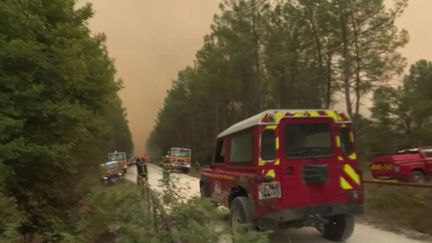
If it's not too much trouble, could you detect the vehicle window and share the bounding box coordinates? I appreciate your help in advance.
[424,149,432,157]
[340,127,354,155]
[230,131,253,163]
[108,153,125,161]
[284,123,332,158]
[171,148,191,157]
[261,129,276,160]
[215,140,225,163]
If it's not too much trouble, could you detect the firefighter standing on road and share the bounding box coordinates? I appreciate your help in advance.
[135,155,148,181]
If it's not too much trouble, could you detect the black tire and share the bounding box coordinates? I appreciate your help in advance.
[229,197,254,231]
[322,214,355,242]
[409,170,426,183]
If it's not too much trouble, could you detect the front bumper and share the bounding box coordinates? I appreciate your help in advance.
[172,163,191,169]
[256,203,363,230]
[102,172,123,180]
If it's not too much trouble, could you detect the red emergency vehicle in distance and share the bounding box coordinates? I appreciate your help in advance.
[370,147,432,183]
[200,109,363,242]
[162,147,192,173]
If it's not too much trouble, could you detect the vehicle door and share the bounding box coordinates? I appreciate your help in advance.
[225,129,256,202]
[210,139,226,204]
[279,117,343,208]
[421,148,432,174]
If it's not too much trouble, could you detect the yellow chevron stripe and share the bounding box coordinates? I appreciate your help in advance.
[266,125,277,130]
[265,169,276,178]
[338,156,343,161]
[348,153,357,160]
[340,177,353,190]
[275,136,280,150]
[274,158,280,165]
[326,111,339,122]
[343,164,360,185]
[293,112,303,117]
[309,111,319,117]
[336,136,341,147]
[274,112,284,123]
[258,159,266,166]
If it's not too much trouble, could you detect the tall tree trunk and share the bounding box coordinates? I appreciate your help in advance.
[350,3,362,130]
[338,0,353,119]
[326,52,333,109]
[309,14,327,108]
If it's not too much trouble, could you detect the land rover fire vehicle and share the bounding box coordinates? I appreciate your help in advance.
[200,110,363,242]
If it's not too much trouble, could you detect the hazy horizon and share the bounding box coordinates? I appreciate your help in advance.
[85,0,432,154]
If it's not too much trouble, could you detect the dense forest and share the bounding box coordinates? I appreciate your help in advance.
[147,0,422,163]
[0,0,133,241]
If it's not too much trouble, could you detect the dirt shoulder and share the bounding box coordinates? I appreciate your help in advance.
[361,183,432,242]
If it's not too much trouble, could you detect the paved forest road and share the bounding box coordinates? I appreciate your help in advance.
[126,164,428,243]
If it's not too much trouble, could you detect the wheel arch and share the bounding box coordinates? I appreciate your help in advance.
[228,185,249,208]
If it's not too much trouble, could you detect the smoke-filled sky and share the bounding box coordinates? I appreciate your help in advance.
[84,0,432,154]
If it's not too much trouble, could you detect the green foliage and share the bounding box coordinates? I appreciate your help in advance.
[79,176,268,243]
[0,0,133,239]
[361,59,432,158]
[0,162,24,242]
[147,0,408,163]
[79,183,159,243]
[160,169,269,243]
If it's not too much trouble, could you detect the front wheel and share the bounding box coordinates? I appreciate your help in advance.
[322,214,355,242]
[229,197,254,231]
[409,170,426,183]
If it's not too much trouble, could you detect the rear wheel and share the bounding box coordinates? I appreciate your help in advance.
[322,214,354,242]
[410,170,426,183]
[229,197,254,231]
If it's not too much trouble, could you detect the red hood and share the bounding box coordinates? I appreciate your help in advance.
[372,153,422,164]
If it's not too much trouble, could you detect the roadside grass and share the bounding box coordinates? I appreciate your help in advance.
[362,184,432,239]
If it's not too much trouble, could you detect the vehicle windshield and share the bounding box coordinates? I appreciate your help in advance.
[101,161,120,169]
[284,122,333,158]
[171,148,191,157]
[108,153,126,161]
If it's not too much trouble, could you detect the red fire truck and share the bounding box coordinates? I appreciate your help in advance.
[370,147,432,183]
[200,110,363,241]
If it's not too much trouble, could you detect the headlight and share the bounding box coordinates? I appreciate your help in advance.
[258,181,281,200]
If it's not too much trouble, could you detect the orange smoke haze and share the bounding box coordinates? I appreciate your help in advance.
[85,0,220,154]
[84,0,432,154]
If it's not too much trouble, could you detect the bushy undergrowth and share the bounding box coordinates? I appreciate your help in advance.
[76,171,269,243]
[364,185,432,235]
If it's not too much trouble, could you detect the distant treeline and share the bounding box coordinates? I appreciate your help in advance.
[0,0,133,241]
[147,0,414,163]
